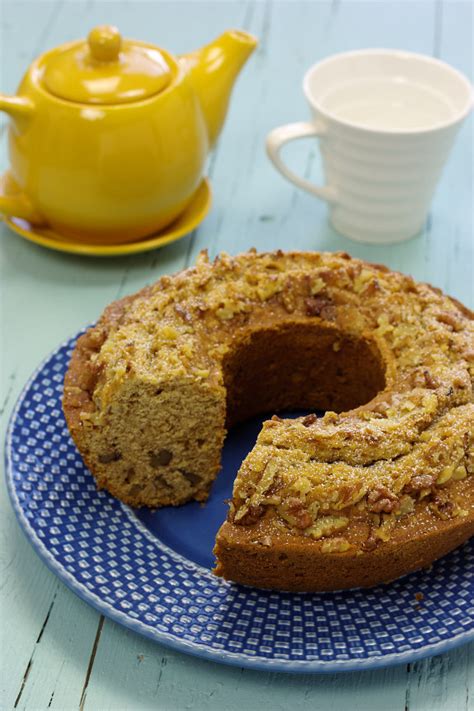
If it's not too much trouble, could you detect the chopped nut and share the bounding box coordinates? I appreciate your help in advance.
[174,304,193,322]
[362,532,378,552]
[374,314,394,336]
[429,496,454,520]
[264,474,283,497]
[302,413,317,427]
[423,369,440,389]
[149,449,173,467]
[363,279,381,297]
[436,311,462,331]
[437,465,454,485]
[153,474,172,491]
[398,494,415,515]
[370,400,390,416]
[195,368,210,378]
[160,325,178,340]
[309,276,326,295]
[374,514,395,541]
[283,497,314,529]
[256,277,283,300]
[280,289,297,313]
[353,269,375,293]
[405,474,434,494]
[367,486,399,513]
[321,538,352,553]
[179,470,202,485]
[452,464,467,481]
[304,295,336,320]
[216,305,235,320]
[305,515,349,539]
[98,451,122,463]
[234,504,265,525]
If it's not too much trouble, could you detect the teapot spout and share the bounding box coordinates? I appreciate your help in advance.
[0,95,34,122]
[181,30,257,149]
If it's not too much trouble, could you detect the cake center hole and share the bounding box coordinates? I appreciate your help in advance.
[223,322,386,427]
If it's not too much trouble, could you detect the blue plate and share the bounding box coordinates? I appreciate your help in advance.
[5,333,474,673]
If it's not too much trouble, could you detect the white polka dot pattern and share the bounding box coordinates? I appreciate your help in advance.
[5,334,474,672]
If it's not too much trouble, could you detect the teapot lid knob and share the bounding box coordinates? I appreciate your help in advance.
[42,25,172,104]
[88,25,122,62]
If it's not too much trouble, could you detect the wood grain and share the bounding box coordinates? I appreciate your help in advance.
[0,1,472,709]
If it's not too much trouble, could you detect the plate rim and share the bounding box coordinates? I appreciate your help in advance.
[4,332,474,674]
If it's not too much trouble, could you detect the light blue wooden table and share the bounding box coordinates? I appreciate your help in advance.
[1,1,473,709]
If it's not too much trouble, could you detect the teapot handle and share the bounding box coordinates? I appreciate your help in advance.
[0,96,43,223]
[0,185,43,222]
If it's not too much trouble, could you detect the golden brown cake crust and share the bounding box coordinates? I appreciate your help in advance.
[63,250,474,591]
[214,478,474,591]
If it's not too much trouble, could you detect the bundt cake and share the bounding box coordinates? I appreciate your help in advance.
[63,250,474,591]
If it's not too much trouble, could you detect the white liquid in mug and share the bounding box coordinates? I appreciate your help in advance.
[320,77,456,130]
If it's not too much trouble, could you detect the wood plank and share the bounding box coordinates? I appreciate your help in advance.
[427,0,473,306]
[406,644,473,711]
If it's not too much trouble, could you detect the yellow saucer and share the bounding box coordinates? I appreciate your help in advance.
[0,178,211,257]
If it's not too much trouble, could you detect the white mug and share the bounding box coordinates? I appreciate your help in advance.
[266,49,473,244]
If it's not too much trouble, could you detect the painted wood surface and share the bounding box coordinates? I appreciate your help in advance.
[1,1,473,709]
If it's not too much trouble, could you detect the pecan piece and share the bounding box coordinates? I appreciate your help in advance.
[304,296,336,320]
[367,486,399,513]
[361,531,378,552]
[285,497,313,529]
[280,287,298,313]
[404,474,434,494]
[302,413,317,427]
[235,504,265,526]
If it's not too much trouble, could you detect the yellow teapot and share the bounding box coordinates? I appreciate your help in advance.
[0,26,257,244]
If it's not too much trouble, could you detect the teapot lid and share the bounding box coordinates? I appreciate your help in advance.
[42,26,172,104]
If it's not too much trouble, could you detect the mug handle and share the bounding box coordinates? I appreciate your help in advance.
[266,121,338,203]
